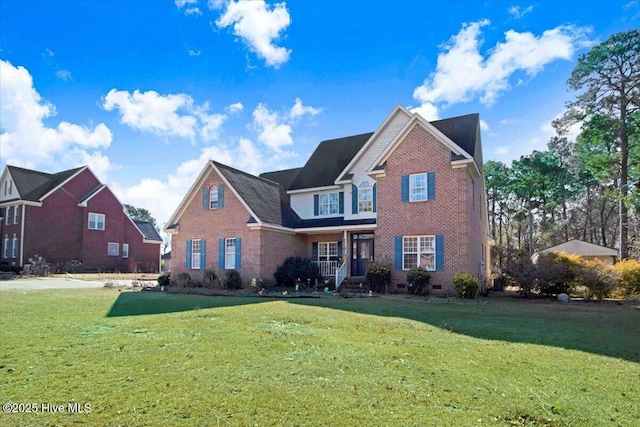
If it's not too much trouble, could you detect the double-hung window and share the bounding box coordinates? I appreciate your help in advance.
[3,235,9,258]
[224,238,236,269]
[123,244,129,259]
[209,186,219,209]
[319,193,339,216]
[318,242,338,261]
[13,206,19,224]
[89,213,105,230]
[358,182,373,213]
[191,239,202,269]
[409,173,428,202]
[403,236,435,271]
[5,207,11,225]
[11,234,17,258]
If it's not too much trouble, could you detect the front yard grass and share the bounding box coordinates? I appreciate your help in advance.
[0,288,638,426]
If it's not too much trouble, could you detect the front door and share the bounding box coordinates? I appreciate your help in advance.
[351,234,374,276]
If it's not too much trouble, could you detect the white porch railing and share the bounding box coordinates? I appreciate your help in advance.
[335,261,347,290]
[315,260,338,277]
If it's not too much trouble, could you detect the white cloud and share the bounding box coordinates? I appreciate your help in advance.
[226,102,244,113]
[289,97,322,120]
[0,59,112,172]
[56,69,72,81]
[508,5,534,19]
[413,20,590,116]
[215,0,291,68]
[410,103,440,121]
[102,89,228,142]
[251,99,322,151]
[480,119,489,131]
[188,48,201,56]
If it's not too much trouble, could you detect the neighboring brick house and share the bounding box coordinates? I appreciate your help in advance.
[0,165,162,273]
[166,105,490,293]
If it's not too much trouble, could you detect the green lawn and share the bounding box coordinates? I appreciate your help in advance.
[1,289,638,426]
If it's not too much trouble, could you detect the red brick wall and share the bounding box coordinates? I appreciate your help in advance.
[123,218,161,273]
[259,228,306,283]
[376,123,477,294]
[22,169,100,267]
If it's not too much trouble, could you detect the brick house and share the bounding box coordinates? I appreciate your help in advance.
[165,105,490,293]
[0,165,162,273]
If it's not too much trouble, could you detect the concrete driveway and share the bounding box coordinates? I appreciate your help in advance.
[0,277,106,290]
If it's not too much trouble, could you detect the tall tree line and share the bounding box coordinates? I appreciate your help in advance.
[486,30,639,269]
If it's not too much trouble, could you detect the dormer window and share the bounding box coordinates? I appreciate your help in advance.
[319,193,339,216]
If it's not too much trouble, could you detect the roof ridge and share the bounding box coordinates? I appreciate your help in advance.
[212,160,282,188]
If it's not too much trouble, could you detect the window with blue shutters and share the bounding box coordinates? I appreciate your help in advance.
[315,192,343,216]
[402,172,435,202]
[395,234,443,271]
[358,182,373,213]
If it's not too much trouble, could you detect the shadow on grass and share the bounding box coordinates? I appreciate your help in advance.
[106,291,640,362]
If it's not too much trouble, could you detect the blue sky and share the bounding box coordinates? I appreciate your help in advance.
[1,0,639,227]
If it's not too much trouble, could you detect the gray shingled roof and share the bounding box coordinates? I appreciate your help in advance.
[133,220,163,241]
[214,161,285,225]
[288,132,373,191]
[259,167,302,191]
[8,165,85,202]
[430,113,482,168]
[537,239,618,257]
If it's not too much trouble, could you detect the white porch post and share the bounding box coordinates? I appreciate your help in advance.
[343,230,347,273]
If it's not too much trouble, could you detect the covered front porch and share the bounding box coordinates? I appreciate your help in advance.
[307,228,375,289]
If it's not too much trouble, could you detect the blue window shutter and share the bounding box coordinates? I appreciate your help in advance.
[428,172,436,201]
[202,187,208,210]
[186,240,192,269]
[337,241,343,260]
[312,242,318,260]
[351,185,358,214]
[394,236,402,270]
[235,237,241,269]
[314,195,319,216]
[200,239,206,269]
[218,238,225,269]
[219,184,225,208]
[435,234,444,271]
[339,191,344,214]
[372,183,377,212]
[401,175,409,202]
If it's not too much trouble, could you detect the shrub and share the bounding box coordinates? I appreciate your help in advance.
[0,264,22,275]
[274,257,322,287]
[157,273,171,287]
[453,273,479,299]
[579,260,618,301]
[366,262,391,294]
[173,272,191,288]
[225,270,243,290]
[536,252,577,296]
[611,259,640,296]
[202,269,218,289]
[406,267,431,295]
[505,257,538,297]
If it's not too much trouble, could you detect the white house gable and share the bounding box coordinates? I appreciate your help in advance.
[340,106,411,220]
[0,170,18,203]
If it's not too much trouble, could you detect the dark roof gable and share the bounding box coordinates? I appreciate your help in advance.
[429,113,482,168]
[133,220,163,241]
[8,165,85,202]
[288,132,373,191]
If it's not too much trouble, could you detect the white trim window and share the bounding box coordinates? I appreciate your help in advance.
[3,235,9,258]
[123,244,129,259]
[358,182,373,213]
[318,242,338,261]
[191,239,202,269]
[224,238,236,269]
[107,242,119,256]
[403,236,435,271]
[209,186,219,209]
[409,173,428,202]
[13,206,19,224]
[319,193,339,216]
[5,207,11,225]
[88,213,105,230]
[11,234,18,258]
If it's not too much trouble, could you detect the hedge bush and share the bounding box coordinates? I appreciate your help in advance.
[453,273,479,299]
[157,273,171,287]
[202,269,218,289]
[611,259,640,296]
[406,267,431,295]
[274,257,322,287]
[366,262,391,294]
[224,270,243,290]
